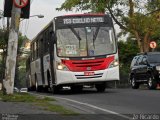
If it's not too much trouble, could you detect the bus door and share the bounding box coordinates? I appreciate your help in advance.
[49,31,56,85]
[40,36,45,85]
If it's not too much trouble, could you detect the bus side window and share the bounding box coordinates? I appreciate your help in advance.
[47,31,50,51]
[31,44,33,61]
[34,41,37,59]
[38,39,41,57]
[40,38,44,56]
[50,31,55,44]
[36,40,39,58]
[32,42,35,60]
[45,31,49,53]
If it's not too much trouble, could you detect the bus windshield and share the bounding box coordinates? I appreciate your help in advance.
[56,26,116,57]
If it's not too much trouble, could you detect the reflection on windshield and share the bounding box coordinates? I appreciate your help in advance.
[56,27,116,57]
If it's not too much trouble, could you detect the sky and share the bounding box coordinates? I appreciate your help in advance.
[0,0,83,39]
[0,0,120,40]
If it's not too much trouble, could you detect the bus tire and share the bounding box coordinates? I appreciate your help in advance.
[47,71,52,92]
[26,73,32,91]
[95,83,106,92]
[35,74,41,92]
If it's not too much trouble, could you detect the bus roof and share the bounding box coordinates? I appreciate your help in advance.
[31,13,111,42]
[55,13,107,18]
[63,13,105,17]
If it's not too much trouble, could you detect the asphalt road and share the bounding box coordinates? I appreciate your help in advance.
[32,87,160,120]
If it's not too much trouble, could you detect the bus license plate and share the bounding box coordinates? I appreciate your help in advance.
[84,71,94,76]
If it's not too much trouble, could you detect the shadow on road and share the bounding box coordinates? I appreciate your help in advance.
[54,88,119,95]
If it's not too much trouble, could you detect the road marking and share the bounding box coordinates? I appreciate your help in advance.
[30,93,132,120]
[54,96,131,119]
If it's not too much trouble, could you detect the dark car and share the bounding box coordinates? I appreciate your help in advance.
[129,52,160,89]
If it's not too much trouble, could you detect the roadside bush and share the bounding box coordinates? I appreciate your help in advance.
[117,40,138,88]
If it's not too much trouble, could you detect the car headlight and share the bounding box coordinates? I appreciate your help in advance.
[156,66,160,71]
[109,60,119,68]
[57,62,69,71]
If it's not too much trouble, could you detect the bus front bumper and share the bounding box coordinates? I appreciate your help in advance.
[56,67,119,85]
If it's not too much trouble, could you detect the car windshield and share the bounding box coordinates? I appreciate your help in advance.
[148,54,160,63]
[56,26,116,57]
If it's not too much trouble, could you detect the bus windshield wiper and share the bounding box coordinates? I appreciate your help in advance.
[70,27,81,41]
[69,26,82,49]
[93,26,100,48]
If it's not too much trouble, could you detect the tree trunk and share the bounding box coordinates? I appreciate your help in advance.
[143,31,151,52]
[3,2,21,94]
[134,31,143,52]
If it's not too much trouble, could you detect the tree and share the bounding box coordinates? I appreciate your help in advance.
[57,0,160,52]
[0,28,8,82]
[118,39,138,83]
[0,27,28,90]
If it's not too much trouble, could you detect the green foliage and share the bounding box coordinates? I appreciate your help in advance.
[118,39,138,83]
[147,0,160,11]
[1,93,36,102]
[56,0,111,12]
[0,29,8,50]
[118,40,138,65]
[57,0,160,52]
[0,92,76,114]
[0,27,28,86]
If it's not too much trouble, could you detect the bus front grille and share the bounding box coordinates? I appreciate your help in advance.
[72,60,104,67]
[61,56,114,72]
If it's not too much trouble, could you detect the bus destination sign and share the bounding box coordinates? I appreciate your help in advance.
[55,15,112,29]
[63,17,104,25]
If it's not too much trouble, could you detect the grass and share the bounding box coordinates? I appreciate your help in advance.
[0,91,77,115]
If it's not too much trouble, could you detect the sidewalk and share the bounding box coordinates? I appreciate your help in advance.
[0,99,121,120]
[0,101,54,114]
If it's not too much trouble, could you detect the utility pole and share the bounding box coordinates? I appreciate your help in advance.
[3,1,21,94]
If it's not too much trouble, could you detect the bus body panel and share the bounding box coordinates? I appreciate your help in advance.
[43,54,51,86]
[30,59,43,86]
[54,49,119,86]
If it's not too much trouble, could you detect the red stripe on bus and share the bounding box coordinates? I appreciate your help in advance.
[63,13,105,17]
[61,56,114,72]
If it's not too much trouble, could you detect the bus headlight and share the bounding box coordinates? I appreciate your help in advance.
[109,60,119,68]
[57,62,69,71]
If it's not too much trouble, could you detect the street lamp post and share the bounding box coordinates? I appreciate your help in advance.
[20,14,44,21]
[30,14,44,18]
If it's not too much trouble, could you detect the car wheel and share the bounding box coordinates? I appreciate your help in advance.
[147,76,157,90]
[131,76,139,89]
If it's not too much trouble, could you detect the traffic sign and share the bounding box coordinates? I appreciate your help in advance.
[13,0,29,8]
[149,41,157,49]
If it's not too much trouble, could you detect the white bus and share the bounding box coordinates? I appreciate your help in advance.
[26,14,119,93]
